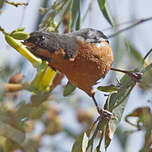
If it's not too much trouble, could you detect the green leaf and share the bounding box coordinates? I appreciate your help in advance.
[97,0,114,26]
[87,119,105,151]
[68,0,73,32]
[115,128,129,149]
[103,75,136,148]
[139,62,152,90]
[125,107,152,129]
[97,84,119,92]
[72,132,86,152]
[140,68,152,90]
[63,82,76,96]
[106,75,135,110]
[72,0,81,28]
[0,122,25,144]
[15,99,47,120]
[126,41,144,69]
[142,62,152,73]
[97,0,105,10]
[0,0,4,8]
[76,7,81,30]
[4,139,19,152]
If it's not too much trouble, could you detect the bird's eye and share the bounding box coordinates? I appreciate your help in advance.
[40,35,45,41]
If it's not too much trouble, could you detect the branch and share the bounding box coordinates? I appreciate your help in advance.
[19,0,31,26]
[5,0,28,7]
[108,16,152,38]
[143,48,152,61]
[2,83,29,92]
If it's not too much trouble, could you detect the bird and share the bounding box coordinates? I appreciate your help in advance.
[23,28,142,120]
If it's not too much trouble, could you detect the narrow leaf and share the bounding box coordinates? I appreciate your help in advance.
[115,128,129,149]
[125,107,151,128]
[97,0,105,10]
[76,8,81,30]
[82,133,89,152]
[68,0,73,32]
[97,0,114,26]
[103,75,136,148]
[126,41,144,69]
[142,62,152,73]
[140,62,152,90]
[0,122,25,144]
[0,0,4,8]
[72,0,81,28]
[63,82,76,96]
[140,68,152,90]
[97,84,119,92]
[87,119,105,151]
[106,75,135,110]
[72,133,84,152]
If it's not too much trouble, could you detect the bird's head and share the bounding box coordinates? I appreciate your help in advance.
[23,31,53,61]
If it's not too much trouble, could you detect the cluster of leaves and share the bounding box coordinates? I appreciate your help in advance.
[39,0,81,32]
[0,0,152,152]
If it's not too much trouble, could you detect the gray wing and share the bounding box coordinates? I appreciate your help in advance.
[66,28,109,43]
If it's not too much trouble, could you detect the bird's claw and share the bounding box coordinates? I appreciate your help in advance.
[127,72,143,82]
[97,108,116,121]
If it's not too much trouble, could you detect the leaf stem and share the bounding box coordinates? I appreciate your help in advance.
[108,16,152,38]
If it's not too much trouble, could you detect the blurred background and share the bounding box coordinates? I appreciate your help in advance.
[0,0,152,152]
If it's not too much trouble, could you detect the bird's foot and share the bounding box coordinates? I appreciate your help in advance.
[92,94,116,121]
[111,67,143,82]
[97,108,116,121]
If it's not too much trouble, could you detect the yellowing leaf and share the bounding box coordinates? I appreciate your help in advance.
[82,133,89,152]
[40,67,56,91]
[72,132,89,152]
[97,85,119,92]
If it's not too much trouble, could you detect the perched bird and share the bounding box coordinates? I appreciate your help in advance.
[23,28,141,119]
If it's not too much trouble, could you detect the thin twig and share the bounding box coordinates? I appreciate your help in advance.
[108,16,152,38]
[111,67,143,82]
[19,0,31,26]
[103,18,147,31]
[143,48,152,61]
[5,0,28,7]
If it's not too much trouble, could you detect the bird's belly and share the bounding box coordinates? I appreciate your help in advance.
[49,41,113,96]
